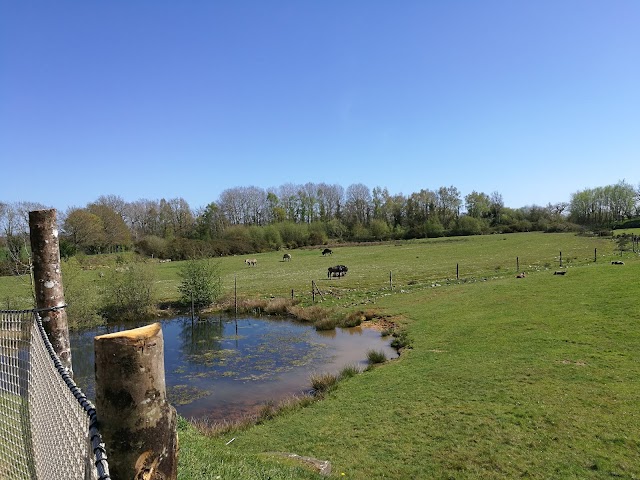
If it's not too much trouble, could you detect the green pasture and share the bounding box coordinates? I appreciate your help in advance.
[178,247,640,479]
[169,232,619,310]
[0,232,624,312]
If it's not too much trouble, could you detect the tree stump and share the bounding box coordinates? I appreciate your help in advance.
[95,323,178,480]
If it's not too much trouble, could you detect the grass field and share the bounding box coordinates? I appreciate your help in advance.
[3,232,620,312]
[1,232,638,478]
[176,233,640,479]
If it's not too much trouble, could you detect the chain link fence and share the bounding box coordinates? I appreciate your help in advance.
[0,309,110,479]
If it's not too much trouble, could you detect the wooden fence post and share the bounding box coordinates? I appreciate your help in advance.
[516,256,519,272]
[559,251,562,267]
[456,263,459,280]
[28,209,73,376]
[95,323,178,480]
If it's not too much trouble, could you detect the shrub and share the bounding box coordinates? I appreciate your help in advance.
[314,317,337,331]
[367,349,387,364]
[310,372,338,394]
[287,305,331,323]
[100,260,156,320]
[390,331,411,350]
[339,364,361,379]
[136,235,169,259]
[338,311,363,328]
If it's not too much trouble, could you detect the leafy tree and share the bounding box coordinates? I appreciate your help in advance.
[489,191,504,225]
[63,208,105,253]
[465,191,491,218]
[87,203,131,252]
[178,259,222,310]
[266,191,286,223]
[436,186,462,229]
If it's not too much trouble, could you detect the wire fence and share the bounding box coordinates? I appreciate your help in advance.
[0,309,110,480]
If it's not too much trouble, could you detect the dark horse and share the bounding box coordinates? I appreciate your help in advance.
[328,265,348,278]
[322,248,333,256]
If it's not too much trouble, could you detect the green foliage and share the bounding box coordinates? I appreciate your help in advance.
[135,235,169,259]
[262,225,284,250]
[100,260,156,319]
[309,371,338,394]
[60,258,103,328]
[276,222,309,248]
[453,215,486,236]
[177,259,222,310]
[338,364,361,379]
[369,218,391,240]
[614,217,640,229]
[366,349,386,364]
[307,222,328,245]
[389,330,410,350]
[424,218,445,238]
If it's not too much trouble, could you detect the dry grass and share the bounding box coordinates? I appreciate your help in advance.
[286,304,333,323]
[190,393,316,438]
[309,372,339,394]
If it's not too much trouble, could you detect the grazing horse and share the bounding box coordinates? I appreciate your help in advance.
[283,253,292,261]
[245,258,257,267]
[327,265,348,278]
[322,248,333,256]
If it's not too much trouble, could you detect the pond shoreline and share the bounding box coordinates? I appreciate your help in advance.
[70,313,400,422]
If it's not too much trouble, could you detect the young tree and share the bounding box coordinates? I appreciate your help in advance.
[178,259,222,311]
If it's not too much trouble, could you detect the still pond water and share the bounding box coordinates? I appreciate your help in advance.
[70,315,397,421]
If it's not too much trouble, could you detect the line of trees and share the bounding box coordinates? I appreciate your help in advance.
[1,180,638,271]
[568,181,638,227]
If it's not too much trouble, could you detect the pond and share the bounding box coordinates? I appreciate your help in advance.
[70,315,397,422]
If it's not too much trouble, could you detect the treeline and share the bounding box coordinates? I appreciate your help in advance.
[1,180,638,272]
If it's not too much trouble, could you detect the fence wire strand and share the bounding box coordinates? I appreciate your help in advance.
[0,309,110,480]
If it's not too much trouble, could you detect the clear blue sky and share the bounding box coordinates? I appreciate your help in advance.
[1,1,638,212]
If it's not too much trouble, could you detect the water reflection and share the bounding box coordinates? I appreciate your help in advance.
[70,315,397,421]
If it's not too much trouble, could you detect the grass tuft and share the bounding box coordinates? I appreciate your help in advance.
[338,364,361,379]
[366,349,387,364]
[309,371,339,394]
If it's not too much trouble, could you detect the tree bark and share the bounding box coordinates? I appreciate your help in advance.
[95,323,178,480]
[28,209,73,375]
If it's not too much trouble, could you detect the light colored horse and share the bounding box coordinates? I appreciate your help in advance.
[245,258,257,267]
[283,253,292,261]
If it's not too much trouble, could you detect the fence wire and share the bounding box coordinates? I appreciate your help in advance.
[0,309,110,480]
